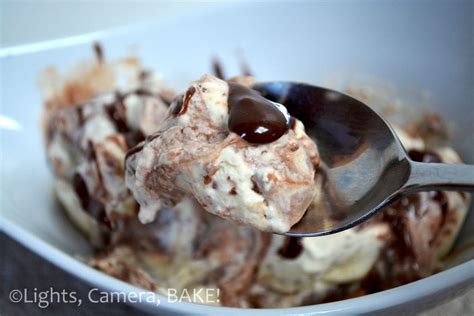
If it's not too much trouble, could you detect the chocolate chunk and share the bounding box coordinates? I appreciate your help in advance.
[203,175,212,185]
[228,83,292,144]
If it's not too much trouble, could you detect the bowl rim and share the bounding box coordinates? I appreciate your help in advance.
[2,216,473,315]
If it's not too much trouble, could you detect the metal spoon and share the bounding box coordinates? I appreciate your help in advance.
[252,82,474,237]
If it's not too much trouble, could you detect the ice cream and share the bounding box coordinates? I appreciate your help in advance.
[125,74,320,233]
[90,198,271,307]
[41,51,173,245]
[39,48,471,308]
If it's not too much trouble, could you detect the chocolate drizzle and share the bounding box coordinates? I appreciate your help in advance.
[105,93,146,149]
[181,86,196,115]
[72,172,110,228]
[227,83,292,144]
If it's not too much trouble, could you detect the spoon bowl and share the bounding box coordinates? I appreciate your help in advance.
[253,82,474,236]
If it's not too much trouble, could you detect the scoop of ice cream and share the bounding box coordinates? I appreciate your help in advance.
[42,58,172,245]
[125,74,320,232]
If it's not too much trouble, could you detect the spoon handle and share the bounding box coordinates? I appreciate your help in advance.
[403,161,474,193]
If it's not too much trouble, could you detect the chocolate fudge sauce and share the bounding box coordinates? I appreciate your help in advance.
[72,172,110,228]
[228,83,292,144]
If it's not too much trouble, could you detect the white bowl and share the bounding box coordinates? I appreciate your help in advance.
[1,1,473,314]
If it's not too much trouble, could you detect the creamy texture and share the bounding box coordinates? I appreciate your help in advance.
[125,74,320,232]
[257,224,389,292]
[90,198,271,307]
[42,55,172,245]
[40,53,471,308]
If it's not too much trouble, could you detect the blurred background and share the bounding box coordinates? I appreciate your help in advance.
[1,0,223,48]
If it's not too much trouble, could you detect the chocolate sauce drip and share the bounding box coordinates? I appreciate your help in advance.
[228,83,292,144]
[278,237,303,259]
[381,201,416,260]
[72,173,110,228]
[408,149,447,239]
[431,191,449,238]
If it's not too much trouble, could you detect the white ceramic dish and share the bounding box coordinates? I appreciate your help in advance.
[1,1,473,315]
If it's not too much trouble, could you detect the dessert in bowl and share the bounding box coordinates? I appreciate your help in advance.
[39,49,471,308]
